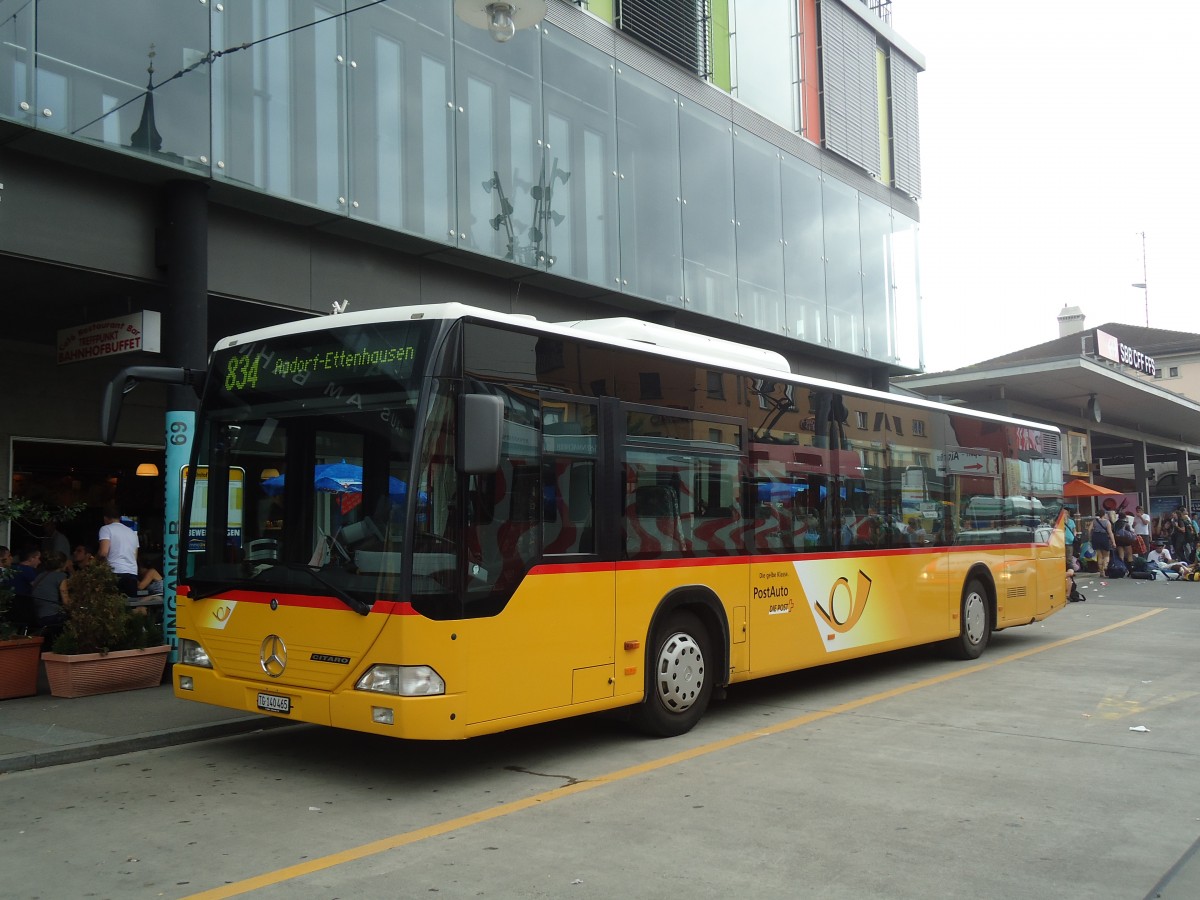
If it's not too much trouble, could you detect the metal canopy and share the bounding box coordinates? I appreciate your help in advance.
[896,355,1200,460]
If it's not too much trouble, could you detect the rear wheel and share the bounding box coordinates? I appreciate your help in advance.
[630,610,712,737]
[944,578,991,659]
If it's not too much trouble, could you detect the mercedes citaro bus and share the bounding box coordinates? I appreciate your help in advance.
[102,303,1067,739]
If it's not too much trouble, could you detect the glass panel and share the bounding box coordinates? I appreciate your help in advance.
[31,0,209,168]
[822,177,862,355]
[623,451,744,559]
[346,0,454,241]
[542,398,599,555]
[734,128,785,333]
[454,18,543,266]
[625,411,741,451]
[616,65,682,305]
[541,25,618,287]
[680,101,735,318]
[892,212,922,369]
[730,0,796,129]
[0,0,34,125]
[782,152,826,347]
[860,195,892,362]
[213,0,346,212]
[185,325,435,608]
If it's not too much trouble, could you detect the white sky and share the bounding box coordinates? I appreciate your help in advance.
[892,1,1199,372]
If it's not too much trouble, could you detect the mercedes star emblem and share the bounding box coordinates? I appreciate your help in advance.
[260,634,288,678]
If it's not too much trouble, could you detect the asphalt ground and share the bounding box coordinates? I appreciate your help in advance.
[1,570,1198,898]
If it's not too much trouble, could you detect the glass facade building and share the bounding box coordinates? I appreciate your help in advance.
[0,0,924,369]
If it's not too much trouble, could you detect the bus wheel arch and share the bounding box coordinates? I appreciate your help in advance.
[630,587,728,737]
[943,567,994,660]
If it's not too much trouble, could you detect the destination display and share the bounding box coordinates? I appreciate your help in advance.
[213,322,431,400]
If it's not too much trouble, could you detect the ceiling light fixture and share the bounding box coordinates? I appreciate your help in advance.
[454,0,547,43]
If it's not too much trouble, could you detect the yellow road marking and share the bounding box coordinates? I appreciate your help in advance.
[183,608,1165,899]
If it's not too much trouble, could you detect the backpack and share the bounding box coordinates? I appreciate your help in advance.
[1068,583,1087,602]
[1106,557,1128,578]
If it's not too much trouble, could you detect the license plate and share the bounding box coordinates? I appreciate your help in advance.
[257,692,291,714]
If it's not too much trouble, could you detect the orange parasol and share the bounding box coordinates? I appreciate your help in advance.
[1062,480,1122,498]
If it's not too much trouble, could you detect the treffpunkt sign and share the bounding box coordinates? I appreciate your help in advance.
[57,310,161,364]
[1094,328,1156,376]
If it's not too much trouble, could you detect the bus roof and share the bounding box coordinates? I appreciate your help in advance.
[211,302,1059,436]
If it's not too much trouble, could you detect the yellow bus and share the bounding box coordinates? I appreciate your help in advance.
[128,304,1068,739]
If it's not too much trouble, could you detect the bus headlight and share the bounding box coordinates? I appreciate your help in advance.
[179,639,212,668]
[356,665,445,696]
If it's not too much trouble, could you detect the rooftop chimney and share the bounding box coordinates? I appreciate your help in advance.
[1058,305,1085,337]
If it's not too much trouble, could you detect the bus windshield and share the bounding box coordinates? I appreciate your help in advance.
[182,319,444,608]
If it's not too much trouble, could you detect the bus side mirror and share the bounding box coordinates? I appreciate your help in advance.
[458,393,503,474]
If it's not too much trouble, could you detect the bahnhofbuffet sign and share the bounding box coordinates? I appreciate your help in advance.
[57,310,161,364]
[1094,328,1156,376]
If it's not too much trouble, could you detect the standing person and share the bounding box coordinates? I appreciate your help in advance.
[1089,513,1114,576]
[1063,508,1078,565]
[0,545,11,569]
[97,505,139,597]
[41,519,70,558]
[1133,505,1151,540]
[1169,511,1190,563]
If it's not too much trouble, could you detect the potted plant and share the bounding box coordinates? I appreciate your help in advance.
[0,567,44,700]
[41,561,170,698]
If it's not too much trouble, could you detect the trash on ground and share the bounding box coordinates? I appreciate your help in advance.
[1129,725,1150,733]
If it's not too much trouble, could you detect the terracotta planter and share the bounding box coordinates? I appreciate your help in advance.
[0,636,45,700]
[41,645,170,699]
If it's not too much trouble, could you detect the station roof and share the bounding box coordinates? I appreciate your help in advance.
[895,324,1200,461]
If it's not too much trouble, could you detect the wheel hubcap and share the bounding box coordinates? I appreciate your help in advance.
[654,631,705,713]
[964,591,986,644]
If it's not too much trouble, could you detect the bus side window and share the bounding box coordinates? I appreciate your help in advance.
[543,458,595,555]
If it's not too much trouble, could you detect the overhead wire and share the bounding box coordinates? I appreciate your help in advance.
[70,0,391,137]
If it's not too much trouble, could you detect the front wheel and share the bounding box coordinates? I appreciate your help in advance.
[943,578,991,660]
[630,610,713,737]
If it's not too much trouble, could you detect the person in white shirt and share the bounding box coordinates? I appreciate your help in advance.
[1147,542,1190,579]
[98,505,140,597]
[1133,505,1152,538]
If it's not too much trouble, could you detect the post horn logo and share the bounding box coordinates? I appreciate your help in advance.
[260,634,288,678]
[815,570,872,633]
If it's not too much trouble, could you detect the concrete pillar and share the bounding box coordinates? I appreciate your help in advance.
[1132,442,1149,508]
[1179,449,1193,513]
[161,180,209,404]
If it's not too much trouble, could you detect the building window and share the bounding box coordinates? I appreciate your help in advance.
[616,0,712,78]
[639,372,662,400]
[707,370,725,399]
[856,411,868,429]
[1169,366,1180,378]
[912,418,925,437]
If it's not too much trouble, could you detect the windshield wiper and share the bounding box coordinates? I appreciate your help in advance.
[268,563,371,616]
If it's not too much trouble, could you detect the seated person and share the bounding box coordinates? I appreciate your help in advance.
[67,543,95,575]
[905,517,929,546]
[30,550,70,641]
[1146,542,1191,579]
[11,545,42,596]
[137,552,164,596]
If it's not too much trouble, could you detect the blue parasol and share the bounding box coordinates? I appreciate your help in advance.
[261,460,408,502]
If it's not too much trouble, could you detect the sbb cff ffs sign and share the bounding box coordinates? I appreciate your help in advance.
[1095,328,1156,376]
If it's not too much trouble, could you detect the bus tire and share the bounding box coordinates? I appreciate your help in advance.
[944,577,991,660]
[630,610,712,737]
